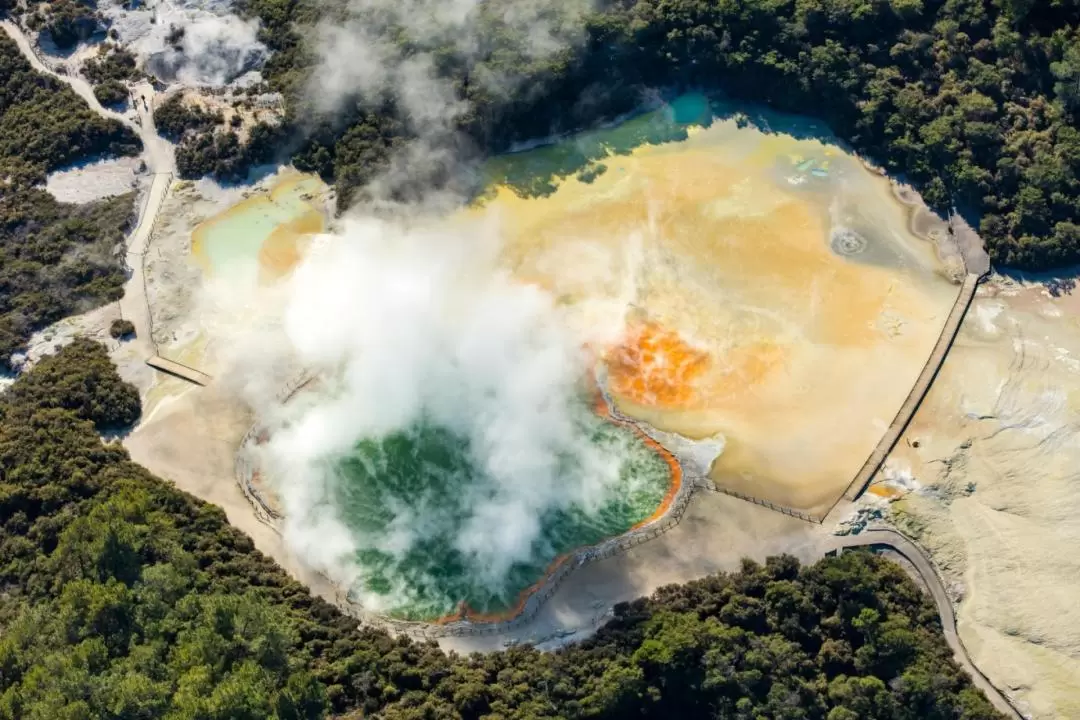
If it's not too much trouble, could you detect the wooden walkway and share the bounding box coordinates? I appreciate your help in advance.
[146,356,212,386]
[840,271,982,502]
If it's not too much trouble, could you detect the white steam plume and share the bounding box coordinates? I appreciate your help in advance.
[104,0,267,87]
[251,213,644,610]
[310,0,594,200]
[314,0,590,113]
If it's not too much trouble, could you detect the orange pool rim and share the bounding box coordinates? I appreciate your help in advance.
[252,379,683,628]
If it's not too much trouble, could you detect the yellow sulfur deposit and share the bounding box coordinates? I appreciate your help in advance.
[471,114,959,516]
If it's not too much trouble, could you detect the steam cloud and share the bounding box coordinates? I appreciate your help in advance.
[104,0,267,86]
[253,215,641,610]
[310,0,593,199]
[315,0,590,112]
[204,0,654,613]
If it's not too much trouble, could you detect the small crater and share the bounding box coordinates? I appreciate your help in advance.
[830,227,869,256]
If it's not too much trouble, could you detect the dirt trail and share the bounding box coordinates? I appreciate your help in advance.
[1,20,133,129]
[1,20,176,363]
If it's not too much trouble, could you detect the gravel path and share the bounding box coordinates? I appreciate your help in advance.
[827,528,1023,719]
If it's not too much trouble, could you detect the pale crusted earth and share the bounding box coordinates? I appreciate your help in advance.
[877,275,1080,720]
[45,156,142,204]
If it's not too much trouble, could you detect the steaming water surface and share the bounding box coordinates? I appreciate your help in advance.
[331,413,669,619]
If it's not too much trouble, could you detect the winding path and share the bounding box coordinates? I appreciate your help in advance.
[1,19,176,360]
[826,529,1022,719]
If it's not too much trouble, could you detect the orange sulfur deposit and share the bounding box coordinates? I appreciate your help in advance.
[605,320,710,409]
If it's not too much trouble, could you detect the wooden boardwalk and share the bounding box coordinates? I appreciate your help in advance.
[839,271,982,502]
[146,356,212,386]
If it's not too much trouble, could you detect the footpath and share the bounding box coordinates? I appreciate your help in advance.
[1,21,212,385]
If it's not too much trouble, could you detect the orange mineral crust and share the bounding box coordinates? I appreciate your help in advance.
[606,320,710,408]
[471,118,960,516]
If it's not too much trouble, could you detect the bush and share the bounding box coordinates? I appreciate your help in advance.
[40,0,97,49]
[2,338,141,430]
[83,46,139,84]
[154,93,222,141]
[109,318,135,339]
[93,78,128,107]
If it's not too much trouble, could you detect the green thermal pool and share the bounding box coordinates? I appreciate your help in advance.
[330,410,671,621]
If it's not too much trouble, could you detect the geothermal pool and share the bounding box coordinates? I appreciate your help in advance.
[326,408,671,620]
[234,94,959,622]
[192,172,326,285]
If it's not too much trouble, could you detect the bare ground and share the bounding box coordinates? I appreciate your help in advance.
[877,275,1080,720]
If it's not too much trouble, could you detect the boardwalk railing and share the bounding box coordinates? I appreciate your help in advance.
[139,174,174,355]
[705,486,818,523]
[837,272,983,506]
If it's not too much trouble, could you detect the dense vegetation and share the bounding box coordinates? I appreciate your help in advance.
[0,30,139,369]
[189,0,1080,268]
[85,44,139,107]
[0,340,1005,719]
[22,0,98,49]
[93,78,127,107]
[83,45,139,86]
[153,94,223,142]
[152,94,282,179]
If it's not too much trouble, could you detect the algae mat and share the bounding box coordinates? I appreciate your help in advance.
[472,98,961,516]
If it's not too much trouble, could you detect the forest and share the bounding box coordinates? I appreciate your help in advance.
[172,0,1080,268]
[0,30,139,369]
[0,339,1006,719]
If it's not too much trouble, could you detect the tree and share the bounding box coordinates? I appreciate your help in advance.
[110,319,136,339]
[93,80,128,108]
[1051,44,1080,115]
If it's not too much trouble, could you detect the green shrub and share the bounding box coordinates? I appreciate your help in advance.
[93,78,128,107]
[0,32,139,369]
[109,318,135,339]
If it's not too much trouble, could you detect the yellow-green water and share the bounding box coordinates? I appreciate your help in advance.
[336,413,669,620]
[192,173,328,284]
